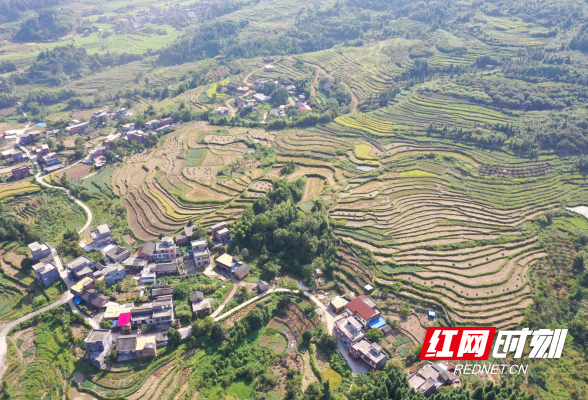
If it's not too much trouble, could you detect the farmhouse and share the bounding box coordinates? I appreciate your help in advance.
[191,239,210,267]
[90,224,112,248]
[345,295,382,329]
[252,93,271,103]
[28,242,52,262]
[226,83,238,93]
[85,329,113,368]
[152,262,179,276]
[211,221,231,244]
[140,267,156,284]
[145,120,160,130]
[136,335,157,358]
[11,151,24,163]
[408,362,460,397]
[65,122,89,135]
[335,315,365,348]
[122,123,135,132]
[103,263,126,286]
[12,165,32,180]
[67,255,95,281]
[82,289,110,310]
[151,287,175,298]
[116,335,137,361]
[104,245,131,263]
[41,153,59,166]
[257,280,270,292]
[154,237,180,260]
[34,144,50,156]
[350,339,387,370]
[138,241,156,260]
[216,107,230,116]
[264,64,275,72]
[233,263,251,280]
[70,277,94,297]
[127,130,147,143]
[32,261,61,287]
[330,296,349,313]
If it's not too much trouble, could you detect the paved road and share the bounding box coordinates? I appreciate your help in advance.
[0,291,72,381]
[19,146,93,236]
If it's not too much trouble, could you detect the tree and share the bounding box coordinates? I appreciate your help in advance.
[167,328,181,347]
[211,322,226,341]
[302,329,313,343]
[318,334,337,351]
[271,87,289,105]
[366,328,382,343]
[261,261,281,280]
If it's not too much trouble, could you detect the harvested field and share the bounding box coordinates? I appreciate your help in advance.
[54,164,92,180]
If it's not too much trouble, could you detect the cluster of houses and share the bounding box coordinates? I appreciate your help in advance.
[29,241,61,287]
[97,1,227,32]
[408,362,460,396]
[92,107,129,124]
[84,328,169,368]
[333,295,391,370]
[218,74,312,118]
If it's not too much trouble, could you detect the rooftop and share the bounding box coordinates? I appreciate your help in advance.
[346,295,379,321]
[352,339,386,364]
[116,335,137,352]
[216,253,234,267]
[67,255,93,271]
[70,277,94,293]
[85,329,111,344]
[192,298,212,313]
[336,316,365,342]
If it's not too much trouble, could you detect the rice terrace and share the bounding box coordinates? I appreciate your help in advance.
[1,0,588,399]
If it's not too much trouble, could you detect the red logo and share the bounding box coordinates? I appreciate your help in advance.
[420,327,496,360]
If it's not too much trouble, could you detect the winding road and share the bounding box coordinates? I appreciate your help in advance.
[0,133,96,382]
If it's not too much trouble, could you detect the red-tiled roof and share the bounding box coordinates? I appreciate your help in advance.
[345,295,378,320]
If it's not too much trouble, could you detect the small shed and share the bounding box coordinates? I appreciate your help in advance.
[428,311,436,320]
[364,284,374,293]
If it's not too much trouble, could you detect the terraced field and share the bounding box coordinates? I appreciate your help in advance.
[331,149,588,328]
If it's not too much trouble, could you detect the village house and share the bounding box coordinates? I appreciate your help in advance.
[81,289,110,310]
[34,144,50,156]
[125,257,148,271]
[67,255,95,281]
[116,335,137,361]
[104,263,126,286]
[104,245,131,264]
[154,237,180,260]
[216,107,230,116]
[253,79,269,90]
[103,303,134,321]
[136,335,157,358]
[122,123,135,132]
[192,297,212,317]
[211,221,231,244]
[115,312,132,335]
[322,82,335,92]
[11,150,24,163]
[32,261,61,287]
[335,315,365,348]
[152,262,179,277]
[127,130,147,143]
[11,165,32,180]
[19,131,40,145]
[236,86,249,95]
[257,280,270,292]
[43,164,64,174]
[156,333,168,347]
[138,241,156,261]
[191,239,210,267]
[345,295,382,329]
[70,277,94,297]
[152,295,175,327]
[85,329,113,368]
[145,120,160,130]
[40,153,59,167]
[155,125,170,134]
[264,64,275,72]
[330,296,349,313]
[233,263,251,280]
[151,287,175,298]
[90,224,112,247]
[28,241,53,262]
[65,122,89,135]
[226,83,238,93]
[350,339,387,370]
[160,117,173,126]
[252,93,272,103]
[408,362,460,397]
[140,267,156,284]
[176,232,189,246]
[269,105,286,118]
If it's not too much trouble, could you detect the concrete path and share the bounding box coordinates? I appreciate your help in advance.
[19,146,93,236]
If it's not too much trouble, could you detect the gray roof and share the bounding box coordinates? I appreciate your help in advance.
[105,245,129,259]
[233,264,250,278]
[116,335,137,352]
[139,242,156,256]
[153,263,178,274]
[85,329,111,344]
[151,287,175,297]
[67,255,93,271]
[192,298,212,313]
[257,280,269,291]
[190,291,204,302]
[104,263,124,275]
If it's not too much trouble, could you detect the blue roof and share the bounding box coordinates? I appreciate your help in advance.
[428,311,436,316]
[36,123,46,127]
[112,320,118,327]
[368,316,387,329]
[74,296,83,304]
